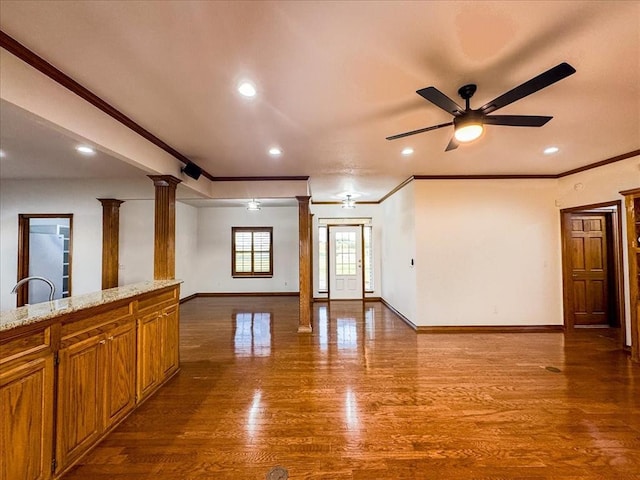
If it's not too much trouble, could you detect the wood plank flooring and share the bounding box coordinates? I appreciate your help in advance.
[63,297,640,479]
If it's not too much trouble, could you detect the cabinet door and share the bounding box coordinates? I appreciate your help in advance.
[56,335,104,470]
[137,311,162,401]
[0,356,54,480]
[161,304,179,377]
[104,320,136,429]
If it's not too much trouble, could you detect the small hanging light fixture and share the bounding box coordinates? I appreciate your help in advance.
[247,199,261,211]
[342,194,356,209]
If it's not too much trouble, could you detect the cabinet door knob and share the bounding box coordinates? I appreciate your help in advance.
[108,336,114,341]
[99,339,106,345]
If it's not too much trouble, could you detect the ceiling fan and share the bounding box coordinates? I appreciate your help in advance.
[386,62,576,151]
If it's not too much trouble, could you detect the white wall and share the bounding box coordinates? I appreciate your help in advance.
[175,202,198,298]
[310,203,383,299]
[557,155,639,345]
[195,206,299,293]
[0,178,156,311]
[413,179,562,327]
[118,200,154,288]
[380,182,417,324]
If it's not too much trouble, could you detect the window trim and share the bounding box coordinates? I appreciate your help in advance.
[318,225,328,293]
[318,223,374,294]
[231,227,273,278]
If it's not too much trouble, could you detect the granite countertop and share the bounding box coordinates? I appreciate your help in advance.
[0,279,182,333]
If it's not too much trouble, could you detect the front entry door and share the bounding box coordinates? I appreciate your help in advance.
[329,226,363,300]
[569,214,609,325]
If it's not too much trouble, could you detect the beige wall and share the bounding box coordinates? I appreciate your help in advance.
[195,206,299,293]
[380,182,417,324]
[413,179,562,327]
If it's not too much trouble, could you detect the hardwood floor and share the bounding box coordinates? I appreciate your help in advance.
[63,297,640,479]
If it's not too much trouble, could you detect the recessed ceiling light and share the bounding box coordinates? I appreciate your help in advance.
[238,81,256,97]
[268,147,282,156]
[76,145,95,155]
[544,146,559,155]
[401,147,414,156]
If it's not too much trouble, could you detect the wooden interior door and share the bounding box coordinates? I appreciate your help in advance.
[569,214,609,325]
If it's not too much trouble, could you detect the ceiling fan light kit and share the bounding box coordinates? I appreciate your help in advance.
[387,62,576,151]
[453,112,484,143]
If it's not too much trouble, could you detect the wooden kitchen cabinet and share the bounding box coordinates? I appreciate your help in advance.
[136,286,180,403]
[136,309,162,400]
[55,304,136,472]
[103,320,136,429]
[0,327,54,480]
[0,281,180,479]
[161,303,179,377]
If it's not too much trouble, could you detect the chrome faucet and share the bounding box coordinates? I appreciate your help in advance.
[11,276,56,302]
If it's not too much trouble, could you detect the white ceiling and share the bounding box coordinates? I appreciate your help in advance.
[0,1,638,201]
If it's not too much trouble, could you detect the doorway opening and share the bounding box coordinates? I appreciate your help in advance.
[16,214,73,307]
[560,202,625,340]
[328,225,363,300]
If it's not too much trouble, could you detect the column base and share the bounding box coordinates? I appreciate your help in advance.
[297,325,313,333]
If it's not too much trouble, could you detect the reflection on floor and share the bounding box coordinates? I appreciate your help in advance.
[234,312,271,357]
[63,296,640,480]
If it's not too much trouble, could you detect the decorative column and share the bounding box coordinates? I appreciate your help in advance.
[148,175,181,280]
[297,196,312,332]
[97,198,124,289]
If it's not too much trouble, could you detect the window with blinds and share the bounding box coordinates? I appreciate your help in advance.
[232,227,273,277]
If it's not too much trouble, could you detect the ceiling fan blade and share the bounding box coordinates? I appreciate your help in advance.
[386,122,452,141]
[445,137,459,152]
[417,87,464,116]
[479,62,576,114]
[484,115,552,127]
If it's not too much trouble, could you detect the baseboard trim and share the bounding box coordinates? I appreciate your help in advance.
[179,293,198,304]
[414,325,565,333]
[193,292,299,298]
[380,298,418,331]
[313,296,381,303]
[380,298,564,333]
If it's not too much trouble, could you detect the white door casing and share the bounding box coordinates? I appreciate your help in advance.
[329,226,363,300]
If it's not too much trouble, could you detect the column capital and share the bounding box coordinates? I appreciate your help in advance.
[148,175,182,188]
[97,198,125,207]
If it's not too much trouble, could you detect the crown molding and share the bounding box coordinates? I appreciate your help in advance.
[378,149,639,204]
[0,30,216,179]
[211,176,309,182]
[556,149,639,178]
[2,30,636,202]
